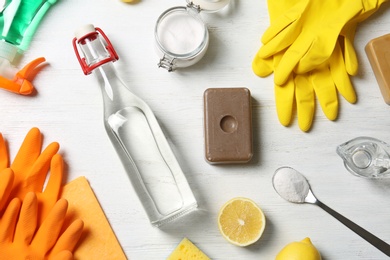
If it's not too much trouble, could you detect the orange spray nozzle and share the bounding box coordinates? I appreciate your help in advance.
[0,57,46,95]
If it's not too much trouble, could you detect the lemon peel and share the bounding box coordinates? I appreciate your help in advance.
[276,237,322,260]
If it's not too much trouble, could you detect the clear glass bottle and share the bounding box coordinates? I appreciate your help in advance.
[73,24,198,227]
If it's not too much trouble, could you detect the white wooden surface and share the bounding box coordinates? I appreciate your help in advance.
[1,0,390,259]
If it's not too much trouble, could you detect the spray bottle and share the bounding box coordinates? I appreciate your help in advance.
[0,0,57,95]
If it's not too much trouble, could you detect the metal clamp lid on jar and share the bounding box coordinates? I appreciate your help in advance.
[154,0,230,72]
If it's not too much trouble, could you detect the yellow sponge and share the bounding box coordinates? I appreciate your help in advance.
[167,238,210,260]
[60,176,127,260]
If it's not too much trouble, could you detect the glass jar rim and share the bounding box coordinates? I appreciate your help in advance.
[187,0,231,13]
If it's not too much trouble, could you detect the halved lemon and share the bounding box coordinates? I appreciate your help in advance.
[218,197,266,247]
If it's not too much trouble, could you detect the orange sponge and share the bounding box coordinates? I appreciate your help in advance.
[60,176,127,259]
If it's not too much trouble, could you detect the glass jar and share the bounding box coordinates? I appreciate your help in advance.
[155,0,230,72]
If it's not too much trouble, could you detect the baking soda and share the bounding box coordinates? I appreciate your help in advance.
[273,167,310,203]
[157,11,205,55]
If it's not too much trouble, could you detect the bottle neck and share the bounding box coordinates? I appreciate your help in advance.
[79,36,112,70]
[74,26,136,115]
[92,61,136,119]
[93,62,121,103]
[93,61,117,81]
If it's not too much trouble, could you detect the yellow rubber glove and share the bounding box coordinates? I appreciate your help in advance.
[0,192,84,260]
[257,0,387,86]
[0,128,61,225]
[253,0,356,131]
[339,0,388,76]
[254,52,314,131]
[253,47,352,131]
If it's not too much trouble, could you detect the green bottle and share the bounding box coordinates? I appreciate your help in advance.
[0,0,58,95]
[0,0,57,59]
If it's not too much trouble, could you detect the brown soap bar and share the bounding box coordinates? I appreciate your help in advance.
[365,34,390,105]
[204,88,253,164]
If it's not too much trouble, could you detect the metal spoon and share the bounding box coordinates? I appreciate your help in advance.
[272,166,390,257]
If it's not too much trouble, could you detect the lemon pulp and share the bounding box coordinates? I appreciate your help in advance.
[218,197,266,247]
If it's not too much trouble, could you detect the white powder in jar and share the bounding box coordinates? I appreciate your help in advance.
[157,10,206,55]
[272,167,310,203]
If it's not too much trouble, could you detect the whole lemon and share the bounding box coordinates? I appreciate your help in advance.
[275,237,321,260]
[120,0,140,3]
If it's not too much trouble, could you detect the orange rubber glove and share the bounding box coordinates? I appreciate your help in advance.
[0,192,84,260]
[0,128,61,224]
[0,128,59,174]
[0,168,14,212]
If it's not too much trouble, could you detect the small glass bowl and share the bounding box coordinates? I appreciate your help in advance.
[337,136,390,178]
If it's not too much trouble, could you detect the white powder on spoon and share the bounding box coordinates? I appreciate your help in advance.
[272,167,310,203]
